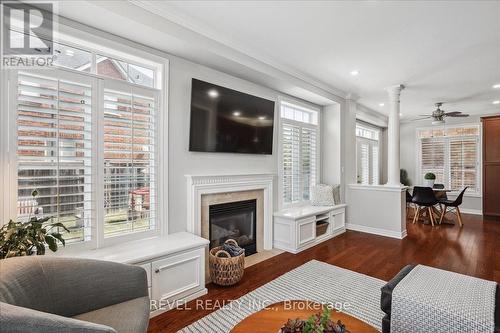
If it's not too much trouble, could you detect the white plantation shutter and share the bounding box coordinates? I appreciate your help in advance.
[16,71,93,243]
[449,137,478,192]
[103,84,157,237]
[418,126,479,193]
[355,124,380,185]
[280,102,319,205]
[357,141,370,184]
[301,127,317,200]
[420,138,446,184]
[372,145,379,185]
[282,124,301,203]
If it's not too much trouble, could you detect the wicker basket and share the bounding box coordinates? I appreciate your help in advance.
[209,239,245,286]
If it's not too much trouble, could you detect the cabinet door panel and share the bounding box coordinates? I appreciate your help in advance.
[484,164,500,216]
[483,118,500,162]
[296,217,316,247]
[151,249,203,306]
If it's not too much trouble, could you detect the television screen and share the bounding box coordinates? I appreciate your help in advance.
[189,79,275,155]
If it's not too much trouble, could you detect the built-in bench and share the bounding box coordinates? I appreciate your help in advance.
[58,232,209,317]
[273,204,346,253]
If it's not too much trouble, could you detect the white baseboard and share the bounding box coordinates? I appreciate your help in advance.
[459,208,482,215]
[346,223,407,239]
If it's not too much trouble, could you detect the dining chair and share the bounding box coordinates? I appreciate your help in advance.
[438,187,468,227]
[412,186,439,226]
[432,183,447,212]
[405,189,414,218]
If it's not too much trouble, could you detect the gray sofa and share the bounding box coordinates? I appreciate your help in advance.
[0,256,150,333]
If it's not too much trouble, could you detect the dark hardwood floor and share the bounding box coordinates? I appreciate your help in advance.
[148,213,500,333]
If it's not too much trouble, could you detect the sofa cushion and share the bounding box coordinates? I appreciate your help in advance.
[0,256,148,317]
[73,296,150,333]
[311,184,335,206]
[0,302,116,333]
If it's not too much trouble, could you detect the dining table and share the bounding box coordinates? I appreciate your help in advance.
[408,187,455,225]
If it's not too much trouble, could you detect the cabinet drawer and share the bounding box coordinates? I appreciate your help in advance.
[137,263,152,287]
[151,248,204,307]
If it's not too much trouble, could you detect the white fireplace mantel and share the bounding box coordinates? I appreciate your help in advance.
[185,173,275,250]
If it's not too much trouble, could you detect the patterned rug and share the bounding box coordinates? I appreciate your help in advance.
[178,260,386,333]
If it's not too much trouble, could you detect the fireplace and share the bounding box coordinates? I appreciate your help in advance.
[209,199,257,256]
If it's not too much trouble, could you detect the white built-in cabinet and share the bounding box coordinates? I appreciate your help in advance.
[60,232,209,318]
[273,204,346,253]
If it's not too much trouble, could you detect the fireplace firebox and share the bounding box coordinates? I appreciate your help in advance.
[209,199,257,256]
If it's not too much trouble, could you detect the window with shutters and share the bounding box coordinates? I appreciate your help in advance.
[7,42,164,249]
[417,125,480,194]
[103,84,157,238]
[356,123,380,185]
[16,71,93,243]
[280,101,319,206]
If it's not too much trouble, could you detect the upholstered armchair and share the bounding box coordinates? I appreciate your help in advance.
[0,256,150,333]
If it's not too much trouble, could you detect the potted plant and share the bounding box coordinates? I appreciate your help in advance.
[423,172,436,188]
[280,306,349,333]
[0,190,69,259]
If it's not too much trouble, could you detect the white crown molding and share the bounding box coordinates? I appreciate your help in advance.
[356,103,389,127]
[185,173,275,250]
[128,0,348,101]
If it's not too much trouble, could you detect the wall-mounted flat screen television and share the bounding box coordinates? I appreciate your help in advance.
[189,79,275,154]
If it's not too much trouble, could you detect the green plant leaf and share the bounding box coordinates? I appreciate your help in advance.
[50,233,65,247]
[46,222,69,233]
[44,235,58,252]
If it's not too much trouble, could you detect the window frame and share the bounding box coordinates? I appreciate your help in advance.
[278,98,321,209]
[1,56,167,252]
[415,124,482,197]
[355,122,381,185]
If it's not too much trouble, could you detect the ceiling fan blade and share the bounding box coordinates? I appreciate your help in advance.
[418,114,432,117]
[444,111,462,116]
[448,114,469,117]
[415,116,433,121]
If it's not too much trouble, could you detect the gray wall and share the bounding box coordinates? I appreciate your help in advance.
[400,116,483,213]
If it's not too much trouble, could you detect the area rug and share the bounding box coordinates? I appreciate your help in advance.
[178,260,386,333]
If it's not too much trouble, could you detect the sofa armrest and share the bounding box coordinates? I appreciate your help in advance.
[40,257,148,317]
[0,302,116,333]
[380,264,416,316]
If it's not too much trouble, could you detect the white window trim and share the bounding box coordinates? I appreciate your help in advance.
[415,123,482,198]
[0,35,169,251]
[278,97,321,210]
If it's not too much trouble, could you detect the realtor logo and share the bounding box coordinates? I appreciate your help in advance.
[1,1,56,68]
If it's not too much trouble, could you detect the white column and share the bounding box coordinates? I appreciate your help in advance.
[386,84,405,186]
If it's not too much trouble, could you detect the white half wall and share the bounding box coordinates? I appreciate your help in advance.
[346,184,407,239]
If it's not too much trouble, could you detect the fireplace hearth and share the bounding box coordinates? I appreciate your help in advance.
[209,199,257,256]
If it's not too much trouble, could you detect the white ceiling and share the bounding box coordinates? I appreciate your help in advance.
[58,1,500,118]
[163,0,500,118]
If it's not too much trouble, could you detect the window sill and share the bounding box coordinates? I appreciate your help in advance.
[54,232,209,264]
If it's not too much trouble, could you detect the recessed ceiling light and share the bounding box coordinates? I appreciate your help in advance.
[350,70,359,76]
[493,100,500,105]
[258,116,266,120]
[232,111,241,116]
[379,103,385,107]
[399,112,403,116]
[207,89,219,98]
[492,84,500,89]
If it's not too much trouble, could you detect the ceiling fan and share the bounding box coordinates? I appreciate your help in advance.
[416,102,469,124]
